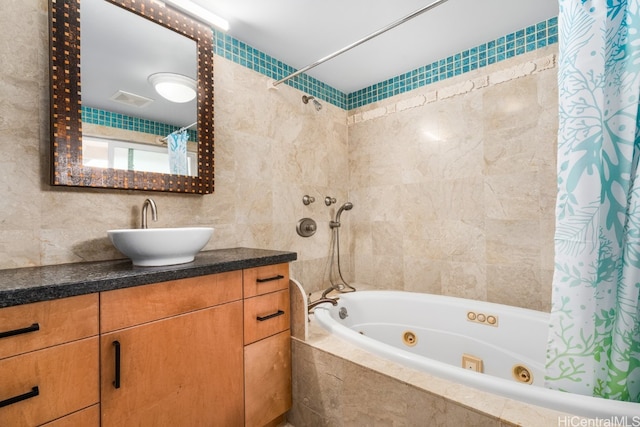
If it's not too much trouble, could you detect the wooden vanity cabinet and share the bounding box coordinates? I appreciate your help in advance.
[0,260,293,426]
[243,264,292,427]
[99,271,245,427]
[0,294,99,427]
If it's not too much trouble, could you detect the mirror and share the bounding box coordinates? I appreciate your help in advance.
[49,0,214,193]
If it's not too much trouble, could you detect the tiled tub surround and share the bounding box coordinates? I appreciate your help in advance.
[346,46,558,312]
[0,248,296,308]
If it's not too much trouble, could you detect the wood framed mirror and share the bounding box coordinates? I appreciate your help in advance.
[49,0,214,193]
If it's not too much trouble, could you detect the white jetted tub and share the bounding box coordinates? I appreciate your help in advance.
[313,290,640,419]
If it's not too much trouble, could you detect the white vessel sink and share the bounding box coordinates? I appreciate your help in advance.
[108,227,214,266]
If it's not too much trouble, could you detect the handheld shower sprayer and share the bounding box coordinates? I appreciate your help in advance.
[330,202,353,228]
[323,201,356,298]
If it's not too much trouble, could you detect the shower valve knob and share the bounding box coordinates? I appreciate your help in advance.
[296,218,317,237]
[325,197,337,206]
[302,195,315,205]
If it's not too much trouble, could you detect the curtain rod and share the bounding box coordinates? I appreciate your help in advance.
[161,121,197,141]
[272,0,451,87]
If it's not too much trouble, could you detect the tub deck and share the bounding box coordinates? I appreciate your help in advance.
[301,313,574,426]
[288,287,611,427]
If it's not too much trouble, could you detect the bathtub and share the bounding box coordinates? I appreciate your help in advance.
[313,290,640,420]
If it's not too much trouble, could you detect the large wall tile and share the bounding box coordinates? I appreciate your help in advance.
[348,47,558,311]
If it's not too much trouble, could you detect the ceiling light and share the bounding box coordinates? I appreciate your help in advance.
[148,73,197,103]
[162,0,229,31]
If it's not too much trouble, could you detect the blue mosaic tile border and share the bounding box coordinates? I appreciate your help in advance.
[213,30,348,109]
[348,17,558,109]
[215,16,557,110]
[82,106,198,141]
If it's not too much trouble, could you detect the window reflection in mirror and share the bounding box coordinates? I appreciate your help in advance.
[83,136,198,176]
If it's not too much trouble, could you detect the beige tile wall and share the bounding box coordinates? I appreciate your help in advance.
[0,0,348,293]
[1,0,558,310]
[347,48,558,311]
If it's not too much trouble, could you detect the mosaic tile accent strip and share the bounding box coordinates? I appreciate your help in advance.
[347,53,557,125]
[82,106,198,141]
[347,17,558,109]
[213,30,348,109]
[214,17,557,111]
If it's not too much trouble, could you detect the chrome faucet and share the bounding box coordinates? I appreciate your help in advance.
[141,198,158,229]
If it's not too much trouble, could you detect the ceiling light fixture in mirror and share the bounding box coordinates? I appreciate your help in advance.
[49,0,215,193]
[149,73,197,103]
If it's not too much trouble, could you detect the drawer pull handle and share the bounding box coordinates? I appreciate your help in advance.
[0,323,40,339]
[0,386,39,408]
[113,341,121,389]
[256,275,284,283]
[257,310,285,322]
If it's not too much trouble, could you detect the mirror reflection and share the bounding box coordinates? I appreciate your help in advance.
[50,0,214,193]
[80,0,198,177]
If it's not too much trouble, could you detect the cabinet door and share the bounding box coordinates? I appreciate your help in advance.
[244,330,291,427]
[100,302,244,427]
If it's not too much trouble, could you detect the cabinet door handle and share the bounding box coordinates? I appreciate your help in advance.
[0,323,40,339]
[0,386,39,408]
[256,275,284,283]
[113,341,121,389]
[256,310,285,321]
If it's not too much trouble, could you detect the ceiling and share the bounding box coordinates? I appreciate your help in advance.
[197,0,559,93]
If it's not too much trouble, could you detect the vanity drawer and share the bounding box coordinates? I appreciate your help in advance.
[243,263,289,298]
[0,337,99,426]
[100,270,242,333]
[244,289,290,345]
[0,294,98,360]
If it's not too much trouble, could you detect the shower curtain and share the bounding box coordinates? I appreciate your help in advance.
[546,0,640,402]
[167,129,189,175]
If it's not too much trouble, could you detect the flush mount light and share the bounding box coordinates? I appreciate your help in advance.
[161,0,230,31]
[148,73,197,103]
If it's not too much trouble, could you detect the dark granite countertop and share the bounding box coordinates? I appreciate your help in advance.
[0,247,297,308]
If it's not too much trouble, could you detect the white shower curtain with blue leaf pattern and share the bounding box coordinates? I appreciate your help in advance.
[167,129,189,176]
[547,0,640,402]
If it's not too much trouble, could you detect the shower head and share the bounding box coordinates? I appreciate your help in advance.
[302,94,322,111]
[331,202,354,228]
